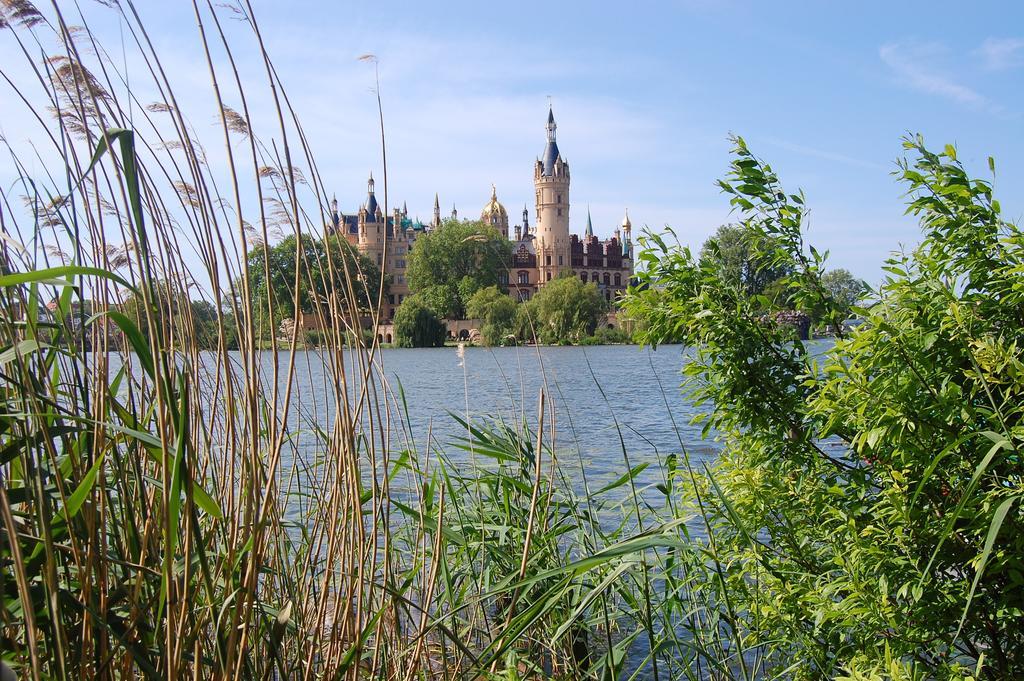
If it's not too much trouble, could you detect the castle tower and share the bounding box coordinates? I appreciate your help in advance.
[622,209,632,257]
[330,194,340,233]
[534,106,570,283]
[481,184,509,239]
[358,173,384,267]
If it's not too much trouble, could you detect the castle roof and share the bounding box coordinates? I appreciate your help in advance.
[481,185,507,221]
[365,173,379,216]
[541,106,561,176]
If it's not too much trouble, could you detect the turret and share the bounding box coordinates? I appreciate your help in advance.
[534,106,571,284]
[330,194,340,232]
[622,209,632,257]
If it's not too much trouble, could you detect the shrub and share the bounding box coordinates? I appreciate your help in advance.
[625,135,1024,678]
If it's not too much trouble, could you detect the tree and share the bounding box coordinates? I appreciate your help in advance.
[699,223,791,299]
[465,285,518,346]
[419,284,461,319]
[393,295,446,348]
[820,267,866,318]
[120,282,223,350]
[406,219,512,318]
[520,275,606,344]
[245,234,386,334]
[625,136,1024,677]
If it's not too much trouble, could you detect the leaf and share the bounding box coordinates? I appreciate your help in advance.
[953,496,1017,642]
[65,451,106,519]
[0,265,136,294]
[89,310,154,379]
[0,339,48,366]
[594,463,649,496]
[191,483,223,519]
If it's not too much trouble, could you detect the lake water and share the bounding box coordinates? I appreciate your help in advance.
[273,344,717,504]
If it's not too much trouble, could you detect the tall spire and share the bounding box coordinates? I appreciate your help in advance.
[433,193,441,228]
[366,173,379,217]
[522,204,529,232]
[541,106,561,176]
[585,206,593,238]
[451,204,458,220]
[330,194,340,230]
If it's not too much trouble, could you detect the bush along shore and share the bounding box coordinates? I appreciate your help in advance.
[1,3,1022,680]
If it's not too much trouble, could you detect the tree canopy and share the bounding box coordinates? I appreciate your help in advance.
[820,267,867,318]
[519,274,606,345]
[698,222,792,300]
[406,219,512,318]
[393,295,446,348]
[465,285,518,346]
[245,234,385,324]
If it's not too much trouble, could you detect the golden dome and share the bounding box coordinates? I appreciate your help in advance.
[480,184,508,222]
[621,209,631,229]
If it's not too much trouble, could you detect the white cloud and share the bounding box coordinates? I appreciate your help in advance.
[975,37,1024,71]
[758,137,889,171]
[879,42,1000,113]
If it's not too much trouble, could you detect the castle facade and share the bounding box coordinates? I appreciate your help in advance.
[328,108,634,320]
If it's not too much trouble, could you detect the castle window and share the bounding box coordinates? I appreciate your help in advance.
[557,194,562,204]
[518,271,530,285]
[592,272,599,283]
[546,272,552,282]
[546,255,551,266]
[614,273,621,286]
[499,271,508,285]
[557,208,562,217]
[558,255,563,266]
[603,273,611,286]
[581,272,588,283]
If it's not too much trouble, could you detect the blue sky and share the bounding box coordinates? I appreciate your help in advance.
[4,1,1023,284]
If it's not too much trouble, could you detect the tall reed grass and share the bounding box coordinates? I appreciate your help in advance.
[0,2,740,679]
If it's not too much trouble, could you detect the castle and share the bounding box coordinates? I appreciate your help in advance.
[328,108,634,321]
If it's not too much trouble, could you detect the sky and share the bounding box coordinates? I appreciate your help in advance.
[3,1,1023,285]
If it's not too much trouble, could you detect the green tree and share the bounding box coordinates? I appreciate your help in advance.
[820,267,867,318]
[465,285,518,346]
[520,275,606,344]
[406,219,512,318]
[121,282,224,350]
[699,222,792,299]
[393,295,446,348]
[419,283,461,319]
[245,234,385,335]
[625,136,1024,678]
